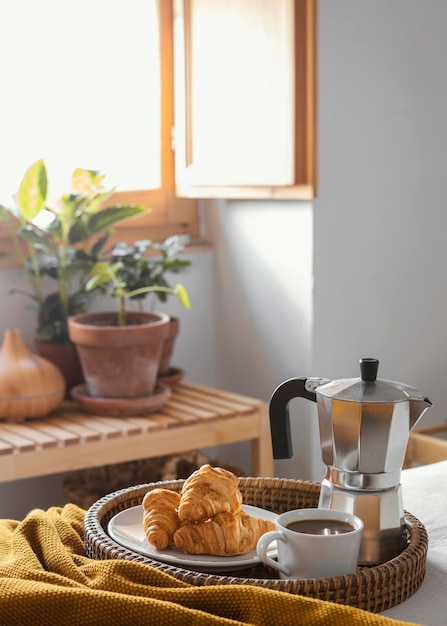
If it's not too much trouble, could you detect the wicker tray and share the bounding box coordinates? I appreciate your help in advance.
[84,477,428,613]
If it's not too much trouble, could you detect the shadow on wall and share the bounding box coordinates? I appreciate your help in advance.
[202,198,322,481]
[0,268,40,347]
[203,198,314,400]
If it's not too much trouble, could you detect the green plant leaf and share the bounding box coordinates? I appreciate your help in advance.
[0,205,11,221]
[85,261,122,291]
[58,258,96,283]
[9,288,40,304]
[162,258,192,272]
[58,193,82,220]
[162,234,191,257]
[66,218,90,245]
[82,189,116,215]
[91,230,113,255]
[19,225,58,255]
[71,168,105,193]
[16,159,48,221]
[45,214,64,243]
[86,205,149,235]
[66,192,118,245]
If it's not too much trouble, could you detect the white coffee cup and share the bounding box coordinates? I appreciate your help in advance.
[256,508,363,579]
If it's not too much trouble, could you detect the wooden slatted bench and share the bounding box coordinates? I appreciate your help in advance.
[0,382,274,483]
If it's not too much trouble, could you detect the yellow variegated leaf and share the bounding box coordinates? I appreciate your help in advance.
[71,168,106,193]
[175,284,191,309]
[16,159,48,221]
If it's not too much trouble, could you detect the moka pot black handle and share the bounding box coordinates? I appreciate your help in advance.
[269,377,317,459]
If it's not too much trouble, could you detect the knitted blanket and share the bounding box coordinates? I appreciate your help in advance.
[0,504,418,626]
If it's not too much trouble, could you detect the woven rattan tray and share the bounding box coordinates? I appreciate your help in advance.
[84,477,428,613]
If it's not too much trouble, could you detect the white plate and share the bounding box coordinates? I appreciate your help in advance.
[108,504,277,573]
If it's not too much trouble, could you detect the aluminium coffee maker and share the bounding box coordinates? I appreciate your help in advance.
[269,358,432,565]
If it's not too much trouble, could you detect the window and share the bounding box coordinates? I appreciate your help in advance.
[0,0,161,194]
[173,0,317,199]
[108,0,200,246]
[0,0,200,269]
[0,0,316,268]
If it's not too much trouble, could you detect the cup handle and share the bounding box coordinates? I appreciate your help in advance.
[256,531,290,577]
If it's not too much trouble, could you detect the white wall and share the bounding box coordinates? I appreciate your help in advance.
[314,0,447,416]
[200,0,447,478]
[2,0,447,518]
[202,199,316,480]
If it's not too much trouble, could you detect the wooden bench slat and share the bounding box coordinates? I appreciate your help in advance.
[0,428,38,452]
[30,422,81,446]
[160,405,200,424]
[44,417,102,443]
[179,382,263,407]
[149,414,182,429]
[0,423,57,449]
[123,417,166,432]
[86,416,144,436]
[164,400,216,421]
[0,438,14,455]
[170,390,239,416]
[62,415,124,438]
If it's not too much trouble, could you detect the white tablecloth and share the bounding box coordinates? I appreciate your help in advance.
[380,460,447,625]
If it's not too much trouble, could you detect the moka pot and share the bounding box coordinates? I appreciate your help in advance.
[269,358,432,565]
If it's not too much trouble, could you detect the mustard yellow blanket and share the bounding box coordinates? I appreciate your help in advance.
[0,504,418,626]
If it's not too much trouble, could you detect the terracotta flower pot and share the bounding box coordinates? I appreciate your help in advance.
[68,311,170,399]
[158,317,180,377]
[34,339,84,399]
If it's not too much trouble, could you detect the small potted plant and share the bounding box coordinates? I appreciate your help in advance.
[106,235,192,380]
[67,257,191,416]
[0,159,148,394]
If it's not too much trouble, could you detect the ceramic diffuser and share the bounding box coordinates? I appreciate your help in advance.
[0,329,65,421]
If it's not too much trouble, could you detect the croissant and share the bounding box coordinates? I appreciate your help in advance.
[173,510,275,556]
[142,488,181,550]
[177,464,242,523]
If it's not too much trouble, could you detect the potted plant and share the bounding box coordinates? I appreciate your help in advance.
[0,159,148,394]
[67,258,191,416]
[105,235,192,380]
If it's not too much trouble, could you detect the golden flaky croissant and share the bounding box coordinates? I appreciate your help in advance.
[173,510,275,556]
[177,464,242,523]
[142,488,181,550]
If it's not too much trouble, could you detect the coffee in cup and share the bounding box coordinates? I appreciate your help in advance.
[285,518,355,535]
[257,508,363,579]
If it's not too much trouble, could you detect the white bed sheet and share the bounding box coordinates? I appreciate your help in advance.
[380,460,447,625]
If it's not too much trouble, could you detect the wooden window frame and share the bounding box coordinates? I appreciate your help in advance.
[172,0,317,200]
[107,0,201,246]
[0,0,317,268]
